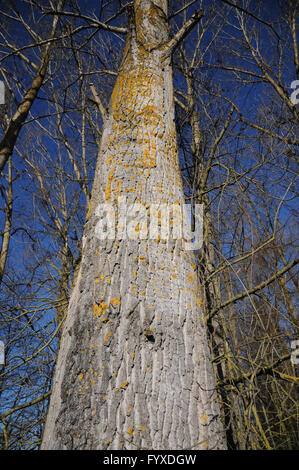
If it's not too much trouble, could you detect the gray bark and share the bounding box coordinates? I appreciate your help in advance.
[41,0,226,450]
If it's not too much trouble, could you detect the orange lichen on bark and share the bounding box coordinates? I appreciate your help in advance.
[93,302,108,317]
[105,168,115,202]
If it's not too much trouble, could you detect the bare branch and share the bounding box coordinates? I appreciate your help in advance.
[89,83,108,122]
[163,9,203,57]
[217,354,297,387]
[168,0,199,20]
[219,0,281,40]
[208,258,298,320]
[44,9,127,35]
[0,0,64,173]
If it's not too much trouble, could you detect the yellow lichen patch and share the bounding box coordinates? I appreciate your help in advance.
[114,180,122,197]
[121,381,129,389]
[127,426,134,436]
[79,373,83,382]
[126,407,132,413]
[93,302,108,317]
[110,298,121,307]
[104,331,112,343]
[85,199,92,220]
[202,413,207,424]
[105,168,115,202]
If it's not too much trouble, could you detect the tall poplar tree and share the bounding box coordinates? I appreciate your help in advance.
[41,0,226,450]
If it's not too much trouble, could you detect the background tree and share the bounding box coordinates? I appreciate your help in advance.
[173,0,298,449]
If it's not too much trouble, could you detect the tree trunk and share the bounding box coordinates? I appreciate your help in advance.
[41,0,226,450]
[0,157,12,285]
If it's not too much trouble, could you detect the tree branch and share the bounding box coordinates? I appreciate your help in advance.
[168,0,199,20]
[217,354,298,387]
[44,10,127,35]
[0,0,64,174]
[219,0,281,41]
[163,9,203,57]
[89,83,108,121]
[0,391,52,419]
[208,258,298,320]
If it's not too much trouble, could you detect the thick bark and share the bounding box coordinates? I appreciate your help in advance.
[41,0,226,450]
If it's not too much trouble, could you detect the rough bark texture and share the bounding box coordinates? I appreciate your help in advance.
[41,0,226,450]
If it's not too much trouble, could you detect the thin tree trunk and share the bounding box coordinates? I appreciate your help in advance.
[0,0,63,173]
[41,0,226,450]
[55,240,70,333]
[0,157,12,284]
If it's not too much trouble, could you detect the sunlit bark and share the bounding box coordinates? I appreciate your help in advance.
[41,0,225,450]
